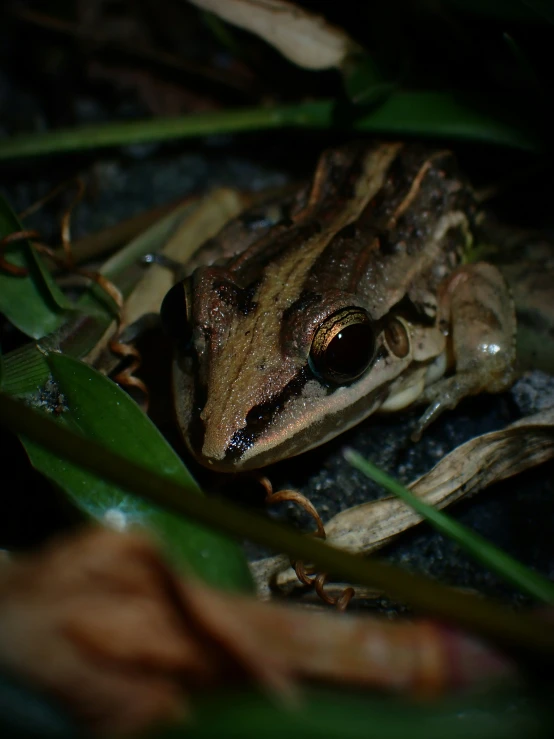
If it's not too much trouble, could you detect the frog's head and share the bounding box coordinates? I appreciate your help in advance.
[163,266,416,472]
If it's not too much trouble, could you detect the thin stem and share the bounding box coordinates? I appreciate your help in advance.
[1,391,554,663]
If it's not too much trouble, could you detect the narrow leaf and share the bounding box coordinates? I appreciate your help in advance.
[0,94,541,161]
[169,687,552,739]
[344,448,554,604]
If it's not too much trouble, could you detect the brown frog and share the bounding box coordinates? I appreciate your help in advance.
[161,142,515,471]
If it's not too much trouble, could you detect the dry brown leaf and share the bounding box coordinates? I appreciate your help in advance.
[84,188,247,368]
[252,407,554,597]
[187,0,360,70]
[120,188,247,330]
[0,529,209,735]
[0,527,517,735]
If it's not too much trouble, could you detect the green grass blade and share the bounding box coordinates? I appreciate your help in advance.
[0,104,329,158]
[2,390,554,660]
[353,91,541,148]
[344,449,554,604]
[0,93,541,161]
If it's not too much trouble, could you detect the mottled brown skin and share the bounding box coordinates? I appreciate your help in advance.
[170,142,516,471]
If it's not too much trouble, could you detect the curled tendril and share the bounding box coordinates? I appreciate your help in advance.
[109,336,150,413]
[60,178,85,269]
[314,573,355,611]
[261,476,356,610]
[3,179,148,410]
[0,229,40,275]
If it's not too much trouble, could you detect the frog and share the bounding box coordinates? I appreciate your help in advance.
[160,141,515,471]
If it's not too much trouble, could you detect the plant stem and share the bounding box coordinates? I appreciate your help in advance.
[2,391,554,663]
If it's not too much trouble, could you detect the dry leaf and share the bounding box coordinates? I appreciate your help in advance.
[187,0,360,70]
[252,407,554,597]
[0,529,207,735]
[84,188,247,368]
[120,188,246,329]
[0,527,517,735]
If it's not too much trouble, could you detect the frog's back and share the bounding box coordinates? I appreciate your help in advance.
[188,142,476,324]
[301,143,477,321]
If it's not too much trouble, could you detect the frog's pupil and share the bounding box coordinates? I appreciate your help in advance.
[324,322,375,381]
[310,307,375,384]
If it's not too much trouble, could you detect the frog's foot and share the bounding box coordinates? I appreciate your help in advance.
[412,261,516,441]
[413,362,516,440]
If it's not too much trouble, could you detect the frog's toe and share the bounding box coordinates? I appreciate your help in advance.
[413,374,479,438]
[413,362,516,440]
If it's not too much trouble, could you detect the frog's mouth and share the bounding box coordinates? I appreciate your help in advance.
[186,365,313,472]
[190,366,401,472]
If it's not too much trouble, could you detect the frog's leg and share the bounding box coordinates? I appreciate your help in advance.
[415,262,516,436]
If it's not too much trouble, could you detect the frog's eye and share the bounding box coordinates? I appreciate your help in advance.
[384,317,410,358]
[309,307,375,384]
[160,280,192,344]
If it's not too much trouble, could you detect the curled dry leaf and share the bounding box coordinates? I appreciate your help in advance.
[187,0,360,70]
[0,529,198,735]
[0,527,516,736]
[252,407,554,598]
[86,188,247,371]
[119,188,247,333]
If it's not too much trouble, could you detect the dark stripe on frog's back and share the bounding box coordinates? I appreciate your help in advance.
[184,185,304,276]
[304,145,475,318]
[298,141,378,217]
[215,142,376,288]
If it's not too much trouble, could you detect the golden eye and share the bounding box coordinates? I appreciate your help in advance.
[160,280,192,344]
[309,307,375,384]
[384,317,410,358]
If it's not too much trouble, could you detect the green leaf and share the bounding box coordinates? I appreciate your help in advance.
[0,93,542,161]
[0,344,50,397]
[157,687,553,739]
[19,352,253,592]
[0,199,196,395]
[0,196,74,339]
[352,91,542,149]
[344,449,554,604]
[341,52,396,106]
